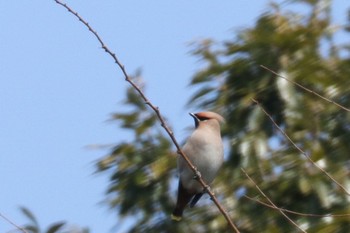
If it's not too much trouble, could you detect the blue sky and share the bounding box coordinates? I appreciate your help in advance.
[1,1,348,232]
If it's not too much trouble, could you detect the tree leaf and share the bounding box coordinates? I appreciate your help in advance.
[46,222,65,233]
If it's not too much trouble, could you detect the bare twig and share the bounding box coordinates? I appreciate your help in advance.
[244,195,350,218]
[260,65,350,112]
[252,98,350,196]
[241,168,307,233]
[0,212,28,233]
[54,1,239,232]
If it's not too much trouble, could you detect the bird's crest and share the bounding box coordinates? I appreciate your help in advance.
[194,111,225,123]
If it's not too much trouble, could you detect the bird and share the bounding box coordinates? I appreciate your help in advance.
[171,111,225,221]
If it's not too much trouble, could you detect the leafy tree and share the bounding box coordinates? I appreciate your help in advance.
[188,0,350,232]
[97,0,350,232]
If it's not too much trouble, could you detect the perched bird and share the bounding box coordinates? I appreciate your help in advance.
[171,111,225,221]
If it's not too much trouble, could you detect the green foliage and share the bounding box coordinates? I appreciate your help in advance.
[96,0,350,232]
[187,0,350,232]
[96,85,177,231]
[20,207,40,233]
[19,207,89,233]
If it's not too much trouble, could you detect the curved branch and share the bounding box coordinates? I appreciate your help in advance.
[54,1,239,232]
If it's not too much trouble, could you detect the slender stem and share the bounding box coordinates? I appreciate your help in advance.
[244,195,350,218]
[241,169,307,233]
[54,1,240,232]
[252,98,350,196]
[0,212,28,233]
[260,65,350,112]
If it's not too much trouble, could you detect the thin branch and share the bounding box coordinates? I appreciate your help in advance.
[260,65,350,112]
[244,195,350,218]
[252,98,350,196]
[0,212,28,233]
[54,1,239,232]
[241,168,307,233]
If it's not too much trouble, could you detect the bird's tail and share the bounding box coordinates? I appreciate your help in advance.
[171,181,194,221]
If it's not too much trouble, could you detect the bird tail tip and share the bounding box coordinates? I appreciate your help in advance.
[171,214,182,221]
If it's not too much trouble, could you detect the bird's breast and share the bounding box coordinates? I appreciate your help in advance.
[179,132,223,193]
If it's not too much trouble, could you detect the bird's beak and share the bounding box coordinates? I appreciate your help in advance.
[189,112,197,119]
[189,112,199,128]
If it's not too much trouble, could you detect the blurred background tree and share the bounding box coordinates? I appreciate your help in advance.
[95,0,350,232]
[14,207,89,233]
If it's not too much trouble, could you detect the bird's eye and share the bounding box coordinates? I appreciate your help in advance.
[198,117,210,121]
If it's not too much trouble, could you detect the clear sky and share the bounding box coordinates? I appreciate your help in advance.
[1,1,348,233]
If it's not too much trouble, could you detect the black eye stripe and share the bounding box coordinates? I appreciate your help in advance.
[198,117,210,121]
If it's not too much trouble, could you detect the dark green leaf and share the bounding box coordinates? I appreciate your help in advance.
[46,222,65,233]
